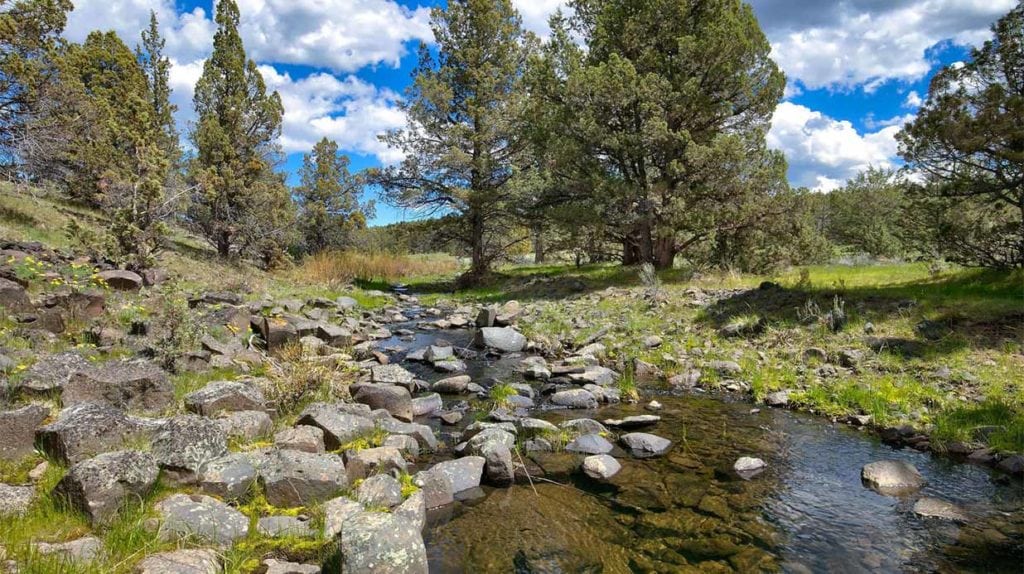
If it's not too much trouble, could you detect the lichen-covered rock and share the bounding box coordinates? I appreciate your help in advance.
[0,483,34,516]
[217,410,273,441]
[36,403,153,464]
[550,389,598,409]
[377,419,438,451]
[371,364,416,385]
[412,470,453,509]
[36,536,103,563]
[62,361,173,414]
[345,446,407,481]
[0,404,49,460]
[54,450,159,525]
[425,457,484,495]
[353,384,413,422]
[337,511,428,574]
[151,415,228,484]
[861,460,926,495]
[198,453,257,500]
[323,496,363,538]
[411,393,443,417]
[257,515,317,538]
[19,351,90,395]
[135,549,220,574]
[261,450,347,507]
[155,493,249,545]
[356,474,403,509]
[581,454,621,481]
[260,558,321,574]
[184,380,265,416]
[394,490,426,532]
[0,277,32,312]
[274,426,325,453]
[295,403,375,450]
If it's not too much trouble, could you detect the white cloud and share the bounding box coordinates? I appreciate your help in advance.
[512,0,569,37]
[768,102,902,190]
[756,0,1015,91]
[863,112,916,130]
[903,90,923,108]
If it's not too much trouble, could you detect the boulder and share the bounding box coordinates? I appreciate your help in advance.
[518,418,558,435]
[337,511,428,574]
[345,446,408,481]
[256,317,298,353]
[18,351,90,395]
[151,415,228,483]
[620,432,672,457]
[217,410,273,441]
[62,361,173,414]
[0,483,35,516]
[466,428,516,487]
[323,496,363,538]
[913,497,968,522]
[135,549,220,574]
[383,435,420,458]
[0,278,32,312]
[568,366,618,387]
[260,559,321,574]
[566,433,614,455]
[54,450,159,525]
[258,515,317,538]
[371,364,416,385]
[411,393,443,417]
[354,385,413,422]
[0,404,49,460]
[764,390,790,407]
[475,307,497,328]
[198,453,257,500]
[36,403,152,464]
[394,490,426,532]
[296,403,375,450]
[427,457,484,494]
[560,419,607,435]
[274,426,325,453]
[376,419,438,451]
[155,493,249,545]
[473,327,526,353]
[431,375,471,394]
[97,270,143,291]
[494,300,522,326]
[316,324,352,346]
[261,450,347,507]
[550,389,598,409]
[581,454,621,481]
[356,474,404,509]
[184,380,265,416]
[412,470,453,509]
[423,345,453,363]
[35,536,103,563]
[861,460,926,495]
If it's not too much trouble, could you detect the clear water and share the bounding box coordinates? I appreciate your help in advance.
[376,312,1024,573]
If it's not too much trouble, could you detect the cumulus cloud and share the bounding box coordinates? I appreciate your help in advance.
[903,90,923,108]
[768,102,903,191]
[511,0,569,37]
[752,0,1015,91]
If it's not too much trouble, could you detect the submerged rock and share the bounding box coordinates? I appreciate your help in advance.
[566,433,613,455]
[913,497,968,522]
[734,456,767,477]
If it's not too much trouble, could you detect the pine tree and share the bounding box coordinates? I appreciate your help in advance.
[375,0,533,283]
[296,137,373,254]
[189,0,287,259]
[136,10,180,174]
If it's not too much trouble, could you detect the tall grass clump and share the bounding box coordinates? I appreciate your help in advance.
[294,251,460,286]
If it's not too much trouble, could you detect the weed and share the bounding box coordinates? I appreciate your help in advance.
[489,383,517,410]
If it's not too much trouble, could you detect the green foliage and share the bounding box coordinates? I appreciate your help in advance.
[188,0,291,263]
[296,137,374,254]
[897,4,1024,268]
[823,167,911,259]
[136,10,180,176]
[489,382,517,409]
[932,400,1024,453]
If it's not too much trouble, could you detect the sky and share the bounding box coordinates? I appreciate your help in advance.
[62,0,1017,224]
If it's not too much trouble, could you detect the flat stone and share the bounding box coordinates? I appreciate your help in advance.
[566,433,614,455]
[198,453,257,500]
[568,366,618,387]
[582,454,621,481]
[54,450,159,525]
[184,380,265,416]
[371,364,416,385]
[411,393,443,417]
[602,415,660,429]
[274,426,325,453]
[518,418,558,435]
[620,432,672,457]
[913,497,968,522]
[862,460,927,495]
[36,403,153,464]
[135,549,221,574]
[427,457,484,494]
[155,493,249,545]
[258,515,317,538]
[62,361,173,414]
[296,403,375,450]
[18,351,90,395]
[560,419,608,435]
[0,404,49,460]
[261,450,348,507]
[260,558,321,574]
[36,536,102,563]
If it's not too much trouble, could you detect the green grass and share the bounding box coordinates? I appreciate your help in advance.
[931,400,1024,452]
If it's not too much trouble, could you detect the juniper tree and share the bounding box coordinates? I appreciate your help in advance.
[296,137,374,254]
[189,0,288,259]
[136,11,180,176]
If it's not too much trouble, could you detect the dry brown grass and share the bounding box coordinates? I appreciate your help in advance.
[293,250,460,286]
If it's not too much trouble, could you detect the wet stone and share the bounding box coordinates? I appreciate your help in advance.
[861,460,926,495]
[566,433,614,455]
[913,497,968,522]
[620,432,672,457]
[582,454,622,481]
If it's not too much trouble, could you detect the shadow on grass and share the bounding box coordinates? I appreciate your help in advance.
[701,268,1023,356]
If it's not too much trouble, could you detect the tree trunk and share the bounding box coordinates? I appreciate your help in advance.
[654,235,675,270]
[533,225,546,263]
[468,208,487,278]
[217,231,231,258]
[622,237,640,265]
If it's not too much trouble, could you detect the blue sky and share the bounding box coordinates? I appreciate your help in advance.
[62,0,1014,224]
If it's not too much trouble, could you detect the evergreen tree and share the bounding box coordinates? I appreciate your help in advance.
[136,10,180,174]
[189,0,288,259]
[296,137,373,254]
[374,0,533,283]
[897,4,1023,268]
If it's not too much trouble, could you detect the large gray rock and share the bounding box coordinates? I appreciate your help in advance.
[0,483,35,515]
[217,410,273,441]
[296,403,375,450]
[62,361,172,414]
[317,324,353,346]
[323,496,363,538]
[54,450,159,525]
[18,351,90,395]
[582,454,621,481]
[184,380,265,416]
[337,511,428,574]
[151,415,228,483]
[0,404,49,460]
[354,385,413,422]
[560,418,608,435]
[0,277,31,312]
[913,497,968,522]
[550,389,598,409]
[274,425,325,453]
[431,375,471,394]
[198,453,257,500]
[155,493,249,545]
[261,450,347,507]
[371,364,416,385]
[620,433,672,457]
[36,403,152,464]
[862,460,926,495]
[411,393,443,417]
[412,470,453,509]
[135,549,221,574]
[345,446,407,481]
[356,474,404,509]
[377,419,438,451]
[466,428,516,487]
[258,515,317,538]
[568,366,618,387]
[35,536,103,563]
[473,327,526,353]
[260,558,321,574]
[566,433,613,455]
[602,415,660,430]
[394,490,426,532]
[426,457,484,494]
[97,270,143,291]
